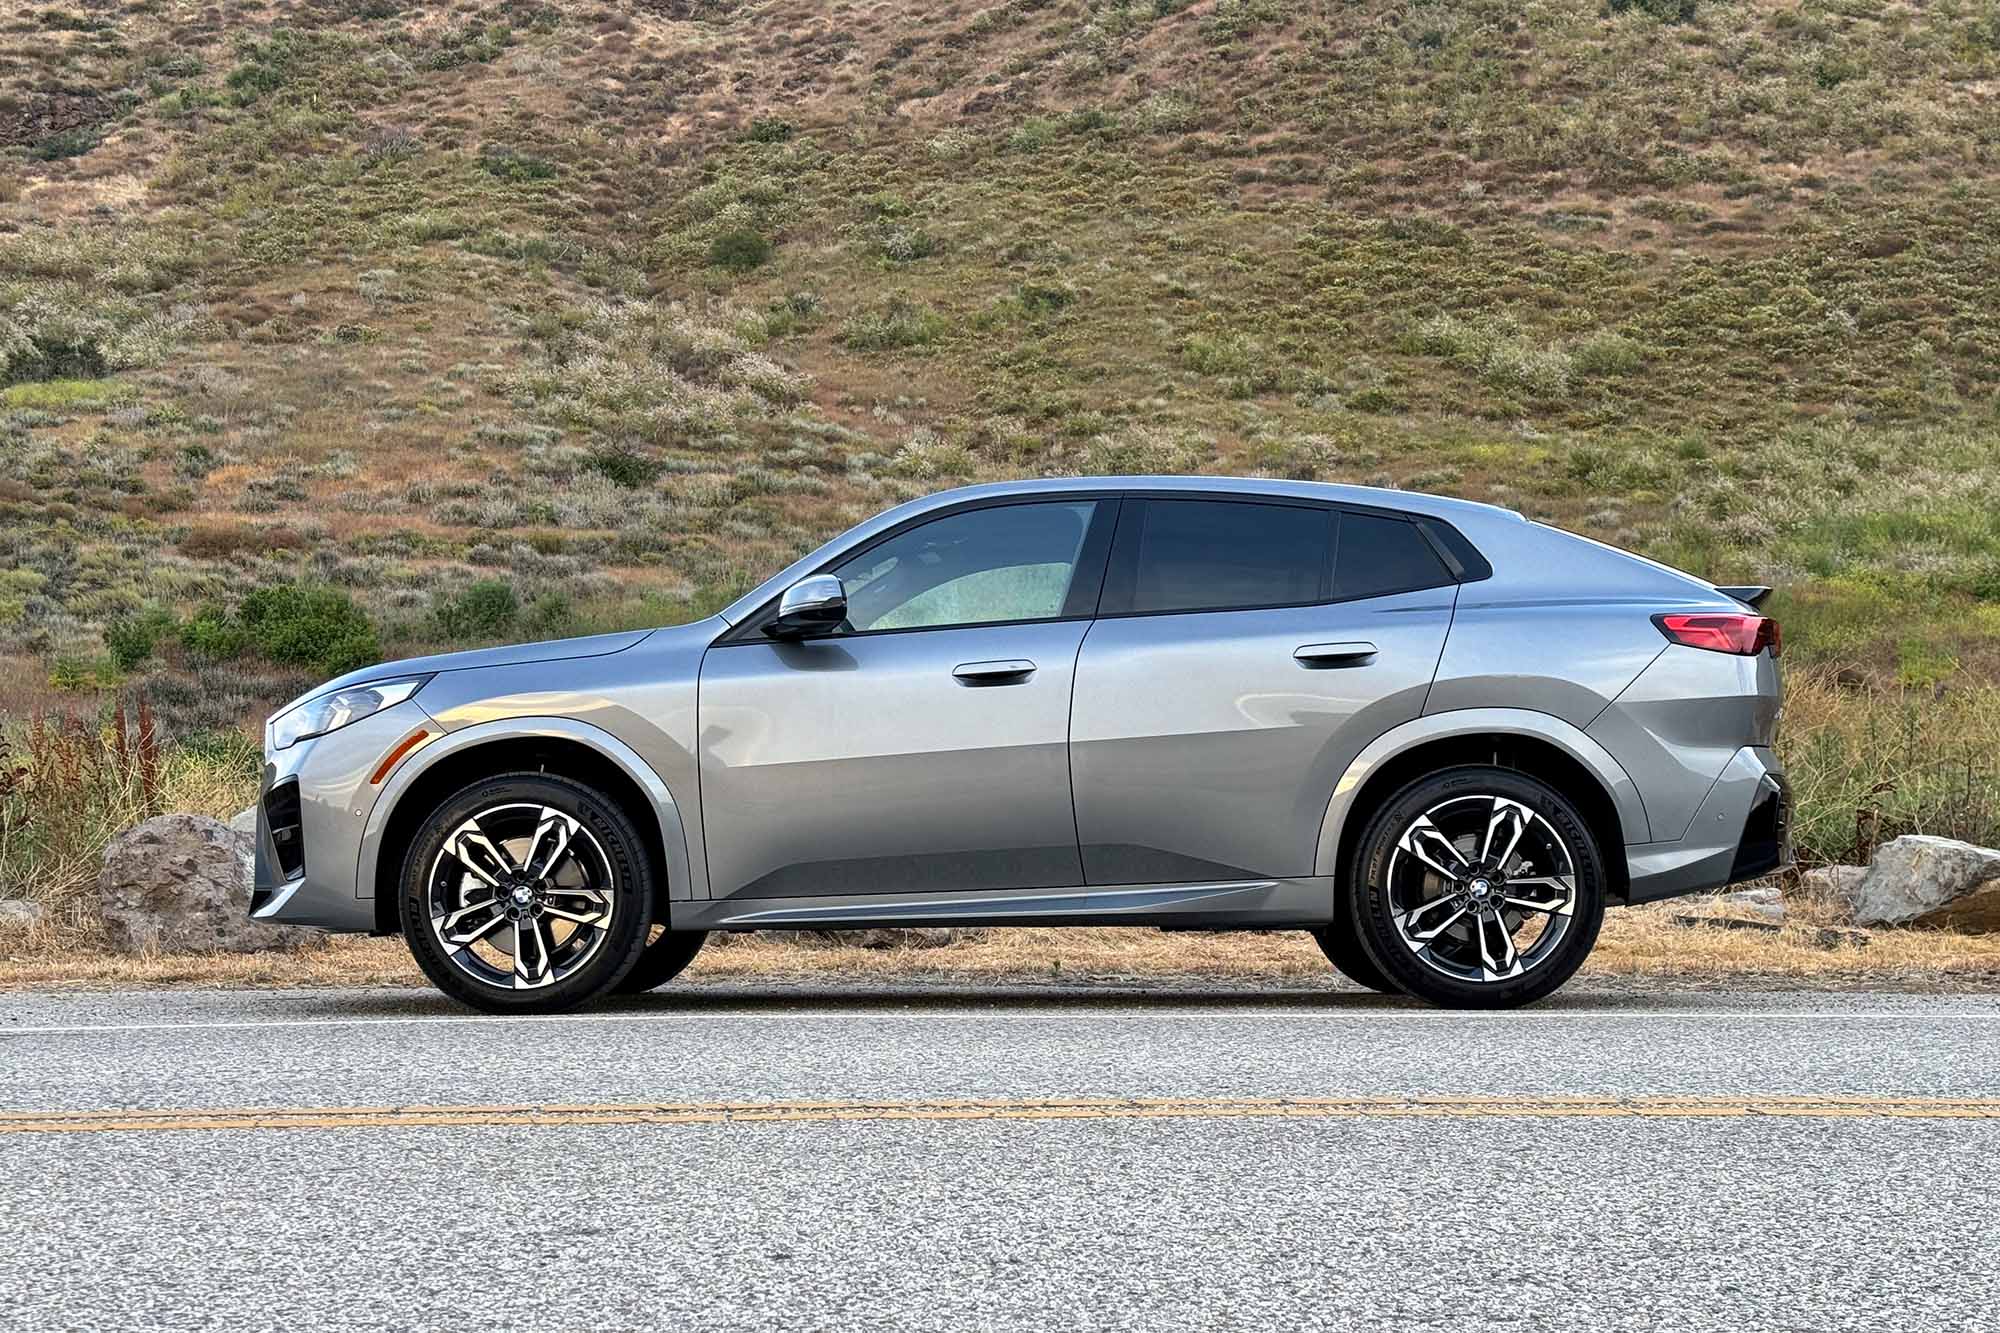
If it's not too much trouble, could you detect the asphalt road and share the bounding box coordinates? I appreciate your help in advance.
[4,985,1998,1332]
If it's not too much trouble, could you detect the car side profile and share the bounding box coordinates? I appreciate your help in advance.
[251,477,1787,1013]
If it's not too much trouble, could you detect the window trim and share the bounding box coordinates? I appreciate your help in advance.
[714,494,1119,645]
[712,488,1492,644]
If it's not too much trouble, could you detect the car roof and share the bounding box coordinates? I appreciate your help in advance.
[717,475,1524,626]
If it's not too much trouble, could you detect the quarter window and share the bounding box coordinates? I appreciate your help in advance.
[1333,513,1453,600]
[829,501,1098,633]
[1125,500,1333,615]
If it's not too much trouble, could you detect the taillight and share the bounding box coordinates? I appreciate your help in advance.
[1653,612,1781,657]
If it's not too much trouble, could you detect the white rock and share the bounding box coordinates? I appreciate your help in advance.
[0,899,46,930]
[1843,836,2000,926]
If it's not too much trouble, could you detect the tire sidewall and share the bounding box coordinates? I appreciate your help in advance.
[1348,766,1606,1009]
[401,774,655,1014]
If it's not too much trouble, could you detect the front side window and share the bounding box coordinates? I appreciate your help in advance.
[829,501,1098,633]
[1126,500,1333,615]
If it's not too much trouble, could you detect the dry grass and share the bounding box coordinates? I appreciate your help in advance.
[3,905,1996,994]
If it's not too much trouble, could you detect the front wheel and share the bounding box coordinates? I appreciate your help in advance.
[400,773,654,1014]
[1347,766,1606,1009]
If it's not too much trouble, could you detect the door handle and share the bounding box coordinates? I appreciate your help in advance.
[1294,641,1377,667]
[953,659,1037,684]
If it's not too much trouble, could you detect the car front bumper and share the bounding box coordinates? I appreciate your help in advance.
[1624,745,1791,904]
[249,698,436,933]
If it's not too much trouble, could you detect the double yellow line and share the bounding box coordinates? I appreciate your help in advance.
[4,1094,1997,1135]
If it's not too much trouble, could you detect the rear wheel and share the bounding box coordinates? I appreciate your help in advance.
[1347,766,1605,1009]
[613,928,708,994]
[1312,915,1397,993]
[400,773,653,1014]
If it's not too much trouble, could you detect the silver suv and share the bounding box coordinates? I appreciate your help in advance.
[251,477,1787,1012]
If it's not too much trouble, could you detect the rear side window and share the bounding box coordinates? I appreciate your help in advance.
[1333,513,1453,600]
[1123,500,1332,614]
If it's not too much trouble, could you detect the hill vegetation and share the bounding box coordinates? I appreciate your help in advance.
[5,0,2000,901]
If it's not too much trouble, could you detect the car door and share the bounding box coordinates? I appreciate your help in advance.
[1070,499,1458,885]
[698,498,1114,900]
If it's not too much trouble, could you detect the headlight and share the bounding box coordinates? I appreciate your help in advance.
[269,677,430,752]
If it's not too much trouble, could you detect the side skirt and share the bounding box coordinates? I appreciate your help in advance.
[668,876,1338,933]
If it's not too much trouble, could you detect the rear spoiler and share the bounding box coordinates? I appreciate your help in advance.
[1715,585,1773,609]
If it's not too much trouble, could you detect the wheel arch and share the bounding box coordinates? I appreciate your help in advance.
[363,718,694,935]
[1316,709,1648,905]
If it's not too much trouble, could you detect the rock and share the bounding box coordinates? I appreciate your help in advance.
[1716,884,1784,923]
[0,899,46,931]
[759,928,988,950]
[1839,835,2000,927]
[1798,864,1866,908]
[1912,883,2000,934]
[229,804,257,837]
[98,813,322,954]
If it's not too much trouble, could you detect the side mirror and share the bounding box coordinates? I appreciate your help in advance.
[766,575,848,639]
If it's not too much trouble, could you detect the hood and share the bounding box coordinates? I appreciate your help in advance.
[278,629,656,713]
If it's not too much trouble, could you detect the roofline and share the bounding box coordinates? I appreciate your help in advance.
[715,476,1523,626]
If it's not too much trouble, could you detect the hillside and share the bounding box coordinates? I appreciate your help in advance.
[5,0,2000,876]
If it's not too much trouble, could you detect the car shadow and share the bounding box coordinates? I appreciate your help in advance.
[296,980,1691,1019]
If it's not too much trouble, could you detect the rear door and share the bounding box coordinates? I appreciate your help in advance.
[1069,498,1458,885]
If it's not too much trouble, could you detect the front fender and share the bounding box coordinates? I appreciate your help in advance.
[1313,707,1652,878]
[356,715,699,904]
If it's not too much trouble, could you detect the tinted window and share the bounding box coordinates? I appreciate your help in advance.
[1334,513,1452,600]
[1127,500,1332,614]
[831,501,1097,632]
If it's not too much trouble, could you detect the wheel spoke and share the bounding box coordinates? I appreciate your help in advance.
[541,901,610,928]
[519,807,578,881]
[1502,875,1576,917]
[1473,909,1523,981]
[512,916,555,989]
[446,819,519,888]
[439,909,507,952]
[1480,798,1531,870]
[1397,896,1470,945]
[1399,816,1472,882]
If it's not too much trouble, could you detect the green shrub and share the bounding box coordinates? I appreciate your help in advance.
[104,607,180,671]
[584,447,665,488]
[179,606,249,664]
[746,117,793,143]
[29,128,102,162]
[521,591,577,638]
[709,228,772,272]
[435,580,519,640]
[239,584,379,675]
[478,146,558,183]
[840,297,948,351]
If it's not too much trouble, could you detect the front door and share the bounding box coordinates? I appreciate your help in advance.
[1070,499,1457,885]
[698,499,1112,900]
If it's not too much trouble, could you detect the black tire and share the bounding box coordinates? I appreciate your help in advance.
[400,773,654,1015]
[1312,915,1399,993]
[613,928,709,994]
[1346,766,1605,1010]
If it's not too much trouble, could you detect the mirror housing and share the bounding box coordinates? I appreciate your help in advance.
[766,574,848,639]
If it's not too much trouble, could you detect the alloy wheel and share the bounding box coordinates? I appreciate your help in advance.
[425,802,617,991]
[1386,793,1578,984]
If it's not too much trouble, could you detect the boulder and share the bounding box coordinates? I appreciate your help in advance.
[1838,835,2000,927]
[98,813,322,954]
